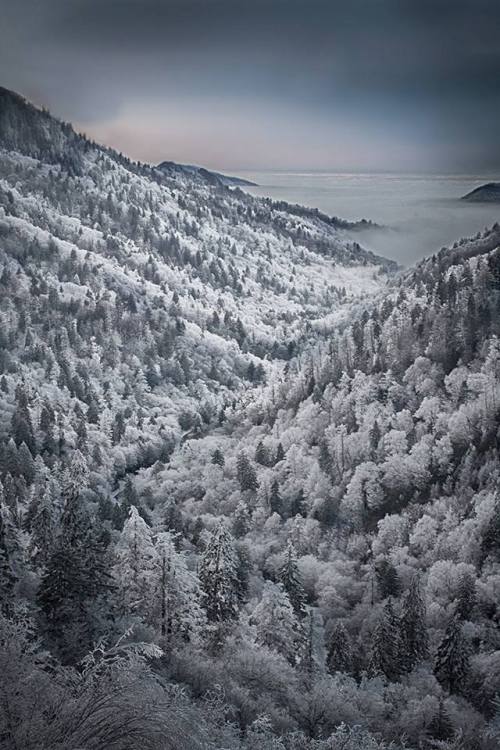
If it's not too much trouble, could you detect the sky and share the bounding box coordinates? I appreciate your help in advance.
[1,0,500,173]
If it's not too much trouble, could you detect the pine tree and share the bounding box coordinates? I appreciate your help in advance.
[278,541,307,618]
[275,442,285,464]
[234,543,251,603]
[318,439,333,479]
[301,608,317,676]
[369,601,404,681]
[211,447,225,467]
[4,440,21,478]
[480,496,500,563]
[0,502,16,615]
[236,452,259,492]
[255,441,271,467]
[326,621,352,675]
[251,581,303,665]
[11,388,36,455]
[400,575,428,671]
[113,505,156,616]
[369,420,381,459]
[232,499,250,537]
[153,531,203,648]
[455,572,476,620]
[37,452,110,662]
[18,442,35,485]
[198,523,239,624]
[290,488,307,518]
[433,612,470,694]
[375,558,401,600]
[120,476,139,519]
[427,698,454,743]
[29,482,57,568]
[269,479,282,515]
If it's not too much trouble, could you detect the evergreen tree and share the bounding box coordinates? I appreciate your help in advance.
[375,558,401,600]
[232,499,250,537]
[481,496,500,563]
[369,420,381,459]
[235,543,251,604]
[290,488,307,518]
[251,581,303,665]
[255,440,271,467]
[278,540,307,618]
[11,389,36,455]
[455,572,476,620]
[369,601,404,681]
[152,531,203,648]
[3,440,21,478]
[18,442,35,485]
[326,621,352,675]
[236,452,259,493]
[211,447,225,467]
[198,523,239,624]
[275,442,285,464]
[318,439,333,479]
[400,575,428,671]
[37,452,110,662]
[301,608,318,676]
[113,505,156,617]
[269,479,282,515]
[29,482,57,568]
[433,612,470,694]
[0,502,16,615]
[427,699,454,744]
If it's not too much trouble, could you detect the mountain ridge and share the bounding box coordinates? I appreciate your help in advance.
[1,86,500,750]
[462,181,500,202]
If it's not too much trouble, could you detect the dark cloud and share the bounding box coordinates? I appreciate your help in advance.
[1,0,499,171]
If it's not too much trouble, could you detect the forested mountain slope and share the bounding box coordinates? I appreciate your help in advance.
[0,86,393,477]
[0,87,499,750]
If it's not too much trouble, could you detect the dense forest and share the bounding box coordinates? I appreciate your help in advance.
[0,87,499,750]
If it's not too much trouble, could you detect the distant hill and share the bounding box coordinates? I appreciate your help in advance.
[157,160,257,187]
[461,181,500,202]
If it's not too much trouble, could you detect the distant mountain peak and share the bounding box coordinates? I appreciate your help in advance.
[461,182,500,202]
[156,161,257,187]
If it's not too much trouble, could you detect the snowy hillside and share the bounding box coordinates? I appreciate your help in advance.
[0,86,395,475]
[1,86,500,750]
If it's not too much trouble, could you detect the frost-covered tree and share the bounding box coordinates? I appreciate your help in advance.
[433,612,470,694]
[0,504,16,614]
[427,698,454,744]
[198,523,239,624]
[29,481,57,568]
[113,505,156,617]
[326,621,352,675]
[400,574,428,671]
[251,581,303,665]
[236,452,259,493]
[369,601,404,681]
[278,540,307,618]
[37,460,111,662]
[375,558,401,600]
[152,531,203,647]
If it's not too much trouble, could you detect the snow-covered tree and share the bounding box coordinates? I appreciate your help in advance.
[198,523,239,624]
[278,540,307,618]
[433,612,470,694]
[113,505,156,617]
[251,581,303,665]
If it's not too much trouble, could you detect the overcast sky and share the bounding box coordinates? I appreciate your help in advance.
[1,0,499,172]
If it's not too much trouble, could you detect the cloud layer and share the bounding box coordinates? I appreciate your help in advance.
[2,0,499,171]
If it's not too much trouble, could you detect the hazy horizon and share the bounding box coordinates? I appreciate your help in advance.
[3,1,500,174]
[237,170,500,266]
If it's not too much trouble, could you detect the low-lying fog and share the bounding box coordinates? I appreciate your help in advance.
[239,172,500,267]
